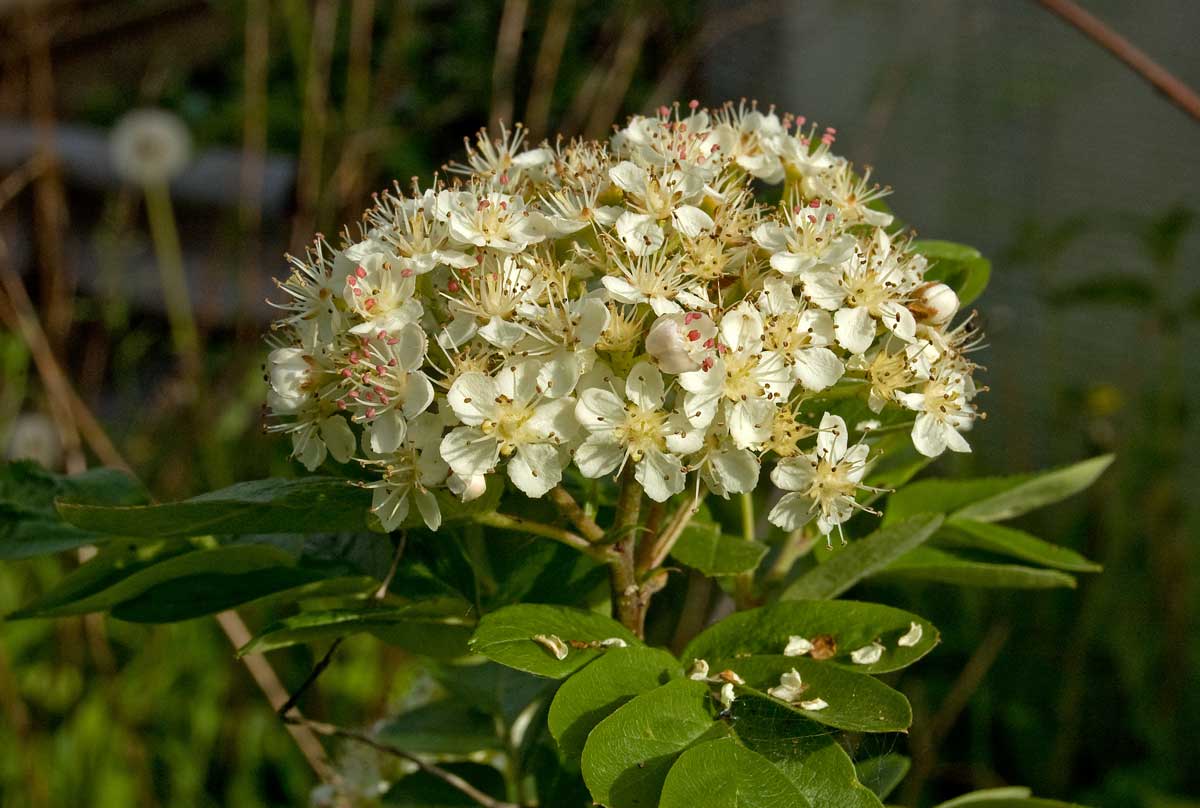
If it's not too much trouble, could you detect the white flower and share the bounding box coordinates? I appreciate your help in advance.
[601,249,701,316]
[827,230,920,354]
[783,635,813,657]
[757,277,845,392]
[678,302,794,447]
[574,361,696,502]
[687,659,711,681]
[441,363,577,498]
[440,254,544,349]
[767,668,807,703]
[898,622,924,648]
[850,641,885,665]
[754,202,855,278]
[615,211,665,256]
[799,698,828,711]
[344,324,435,454]
[810,160,894,227]
[265,338,356,471]
[768,412,873,538]
[644,312,717,374]
[896,369,975,457]
[110,108,191,186]
[368,187,476,276]
[443,189,548,252]
[362,412,449,531]
[513,294,609,398]
[340,246,423,335]
[609,161,714,238]
[693,423,760,498]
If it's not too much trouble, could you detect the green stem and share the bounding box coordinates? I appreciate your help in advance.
[476,511,605,560]
[143,181,200,377]
[735,492,757,608]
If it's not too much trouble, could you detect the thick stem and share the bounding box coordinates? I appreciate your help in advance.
[610,471,645,635]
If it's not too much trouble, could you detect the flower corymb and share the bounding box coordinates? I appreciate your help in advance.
[267,101,983,535]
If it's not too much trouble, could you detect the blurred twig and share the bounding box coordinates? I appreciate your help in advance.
[583,10,651,138]
[644,0,781,108]
[21,7,73,352]
[277,531,406,718]
[524,0,574,139]
[1036,0,1200,123]
[902,622,1011,805]
[291,0,337,252]
[490,0,530,128]
[287,716,521,808]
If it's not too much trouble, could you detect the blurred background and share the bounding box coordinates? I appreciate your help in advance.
[0,1,1197,806]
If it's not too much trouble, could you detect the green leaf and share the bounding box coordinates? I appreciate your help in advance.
[941,520,1101,573]
[935,789,1032,806]
[432,661,553,726]
[581,678,724,808]
[724,658,912,733]
[781,514,944,600]
[469,604,640,678]
[383,762,506,807]
[671,521,768,576]
[659,737,810,807]
[733,693,884,808]
[56,475,501,538]
[854,754,911,800]
[880,547,1077,589]
[951,456,1113,522]
[375,699,503,755]
[8,540,351,620]
[884,457,1112,525]
[548,646,681,762]
[934,790,1087,808]
[238,603,475,658]
[684,601,938,675]
[0,461,148,559]
[911,240,991,306]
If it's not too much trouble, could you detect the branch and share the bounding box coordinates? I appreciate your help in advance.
[638,488,707,572]
[279,531,407,718]
[476,511,607,561]
[1036,0,1200,123]
[289,717,521,808]
[547,485,606,542]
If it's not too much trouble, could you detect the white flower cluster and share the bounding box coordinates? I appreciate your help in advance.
[266,101,982,536]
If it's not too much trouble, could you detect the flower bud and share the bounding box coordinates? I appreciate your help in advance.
[645,312,716,373]
[915,282,959,325]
